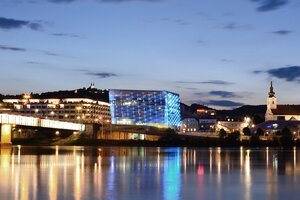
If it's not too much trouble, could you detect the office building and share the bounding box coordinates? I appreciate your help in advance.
[109,90,181,128]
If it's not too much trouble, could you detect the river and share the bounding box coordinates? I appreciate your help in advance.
[0,146,299,200]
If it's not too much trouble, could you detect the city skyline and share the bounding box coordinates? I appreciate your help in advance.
[1,0,300,109]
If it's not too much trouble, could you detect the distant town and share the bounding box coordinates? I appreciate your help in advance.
[0,82,299,146]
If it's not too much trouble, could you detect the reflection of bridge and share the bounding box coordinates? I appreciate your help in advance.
[0,113,85,144]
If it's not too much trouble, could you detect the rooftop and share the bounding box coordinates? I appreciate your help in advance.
[271,105,300,115]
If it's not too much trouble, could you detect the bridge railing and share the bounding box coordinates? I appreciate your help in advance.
[40,119,85,132]
[0,114,85,132]
[0,114,39,127]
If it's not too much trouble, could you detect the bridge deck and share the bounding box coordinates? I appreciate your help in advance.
[0,113,85,131]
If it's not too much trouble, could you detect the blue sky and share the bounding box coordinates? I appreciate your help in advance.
[1,0,300,109]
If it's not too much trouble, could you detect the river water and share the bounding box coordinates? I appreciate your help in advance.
[0,146,299,200]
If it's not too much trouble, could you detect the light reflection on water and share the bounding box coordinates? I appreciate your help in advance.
[0,146,300,200]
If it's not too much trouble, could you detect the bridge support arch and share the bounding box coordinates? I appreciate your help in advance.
[0,124,12,145]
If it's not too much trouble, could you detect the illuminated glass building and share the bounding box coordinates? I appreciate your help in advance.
[109,90,181,128]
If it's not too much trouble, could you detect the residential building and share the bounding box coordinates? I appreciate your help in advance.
[2,85,111,124]
[199,119,217,132]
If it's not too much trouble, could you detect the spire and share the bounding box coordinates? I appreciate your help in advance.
[269,81,275,97]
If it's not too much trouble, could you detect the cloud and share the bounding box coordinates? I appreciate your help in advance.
[206,100,244,107]
[0,17,28,29]
[27,61,43,65]
[253,70,263,74]
[209,91,239,98]
[0,44,27,52]
[173,19,189,26]
[251,0,289,12]
[159,18,189,26]
[254,66,300,82]
[220,58,233,62]
[0,44,61,57]
[268,66,300,82]
[48,0,77,3]
[42,51,61,57]
[82,70,118,79]
[51,33,81,38]
[185,87,198,90]
[196,40,205,44]
[177,80,233,85]
[223,22,252,30]
[28,22,43,31]
[272,30,291,35]
[223,23,236,30]
[43,0,162,3]
[99,0,162,2]
[0,17,43,31]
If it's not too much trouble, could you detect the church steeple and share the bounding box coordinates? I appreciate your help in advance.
[269,81,275,97]
[267,81,277,110]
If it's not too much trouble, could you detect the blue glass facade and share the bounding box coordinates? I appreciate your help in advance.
[109,90,181,128]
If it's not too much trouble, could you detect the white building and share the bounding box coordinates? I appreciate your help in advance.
[180,118,199,132]
[216,117,252,133]
[265,82,300,121]
[3,97,111,124]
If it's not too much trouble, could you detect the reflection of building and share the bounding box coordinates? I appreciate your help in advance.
[180,118,199,132]
[266,82,300,121]
[109,90,181,128]
[2,85,111,124]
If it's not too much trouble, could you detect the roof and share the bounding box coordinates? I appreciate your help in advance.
[256,120,300,130]
[109,89,179,96]
[271,105,300,115]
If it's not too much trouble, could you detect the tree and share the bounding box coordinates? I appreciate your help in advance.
[160,128,179,142]
[250,134,260,146]
[242,127,251,136]
[280,126,293,147]
[252,115,264,125]
[256,128,264,136]
[219,129,227,139]
[225,131,241,146]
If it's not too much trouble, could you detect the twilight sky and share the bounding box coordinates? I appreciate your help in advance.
[1,0,300,109]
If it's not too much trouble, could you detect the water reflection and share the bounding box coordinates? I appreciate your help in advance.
[0,146,300,200]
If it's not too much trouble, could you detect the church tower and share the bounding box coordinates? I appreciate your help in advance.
[267,81,277,110]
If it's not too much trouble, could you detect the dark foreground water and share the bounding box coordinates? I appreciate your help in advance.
[0,146,299,200]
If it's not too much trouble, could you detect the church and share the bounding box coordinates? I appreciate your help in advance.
[265,82,300,121]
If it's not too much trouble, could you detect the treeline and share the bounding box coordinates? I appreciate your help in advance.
[158,127,299,147]
[218,126,297,147]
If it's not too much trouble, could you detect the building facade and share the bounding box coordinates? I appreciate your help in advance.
[265,82,300,121]
[109,90,181,128]
[3,96,110,124]
[180,118,199,132]
[199,119,217,132]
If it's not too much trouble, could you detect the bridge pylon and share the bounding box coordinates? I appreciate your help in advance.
[0,124,12,145]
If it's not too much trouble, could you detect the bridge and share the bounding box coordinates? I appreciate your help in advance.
[0,113,85,144]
